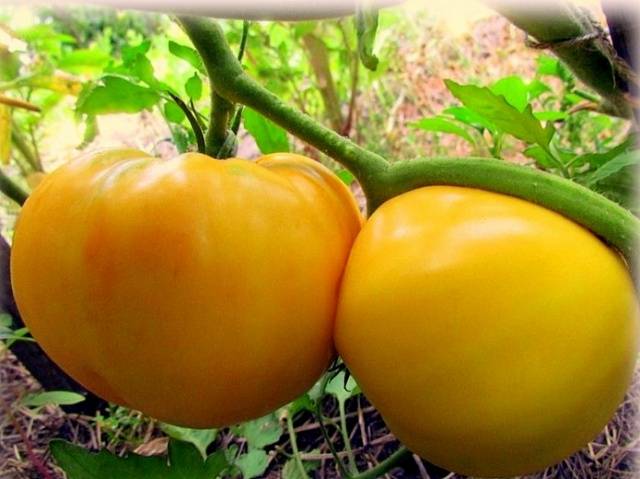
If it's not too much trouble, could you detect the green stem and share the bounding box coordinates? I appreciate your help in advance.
[0,168,28,206]
[348,447,411,479]
[338,400,358,475]
[314,375,352,479]
[166,91,206,153]
[371,157,639,267]
[237,21,250,62]
[11,126,41,172]
[285,412,309,479]
[206,93,234,158]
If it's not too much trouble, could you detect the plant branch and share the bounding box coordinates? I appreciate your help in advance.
[166,91,206,153]
[348,447,411,479]
[0,167,28,205]
[0,94,40,112]
[11,126,42,172]
[487,0,635,118]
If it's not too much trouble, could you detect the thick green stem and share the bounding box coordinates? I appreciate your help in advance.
[349,447,411,479]
[0,168,28,206]
[371,157,639,267]
[206,93,234,157]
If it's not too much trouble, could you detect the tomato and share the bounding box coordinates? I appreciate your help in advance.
[11,149,362,428]
[335,186,639,477]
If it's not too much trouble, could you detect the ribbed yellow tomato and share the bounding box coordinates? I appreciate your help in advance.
[335,186,638,477]
[11,149,362,428]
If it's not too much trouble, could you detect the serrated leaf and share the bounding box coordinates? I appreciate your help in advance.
[185,73,203,101]
[410,117,475,146]
[243,108,289,154]
[355,6,379,71]
[164,101,186,123]
[58,49,110,75]
[168,41,205,73]
[51,439,228,479]
[0,105,11,164]
[445,79,555,149]
[234,413,282,449]
[326,371,359,404]
[160,424,217,458]
[76,76,160,115]
[583,150,640,186]
[235,449,269,479]
[21,391,85,407]
[490,75,528,112]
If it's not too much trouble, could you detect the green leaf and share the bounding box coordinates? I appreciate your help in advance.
[168,41,205,73]
[410,117,475,146]
[234,413,282,449]
[0,313,11,329]
[243,108,289,154]
[533,111,567,122]
[235,449,269,479]
[523,145,556,169]
[570,137,636,169]
[443,106,496,133]
[490,75,528,112]
[445,79,555,149]
[21,391,86,407]
[160,424,217,458]
[527,79,551,100]
[185,73,203,101]
[536,55,573,83]
[582,150,640,186]
[122,40,152,65]
[58,49,110,74]
[326,371,359,405]
[51,439,228,479]
[164,101,186,123]
[282,454,320,479]
[355,7,380,71]
[0,46,20,81]
[77,76,160,115]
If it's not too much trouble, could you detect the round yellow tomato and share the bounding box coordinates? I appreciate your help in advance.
[335,186,638,477]
[11,149,362,428]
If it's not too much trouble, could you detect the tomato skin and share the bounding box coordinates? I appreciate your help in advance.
[335,186,639,477]
[11,149,362,428]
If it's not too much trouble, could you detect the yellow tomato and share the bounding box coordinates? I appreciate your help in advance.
[335,186,638,477]
[11,149,362,428]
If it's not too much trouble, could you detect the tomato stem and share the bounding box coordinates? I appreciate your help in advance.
[285,411,310,479]
[0,167,27,206]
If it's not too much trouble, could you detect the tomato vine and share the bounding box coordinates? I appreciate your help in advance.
[177,15,639,269]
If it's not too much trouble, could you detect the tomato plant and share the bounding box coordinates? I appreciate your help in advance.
[1,4,639,479]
